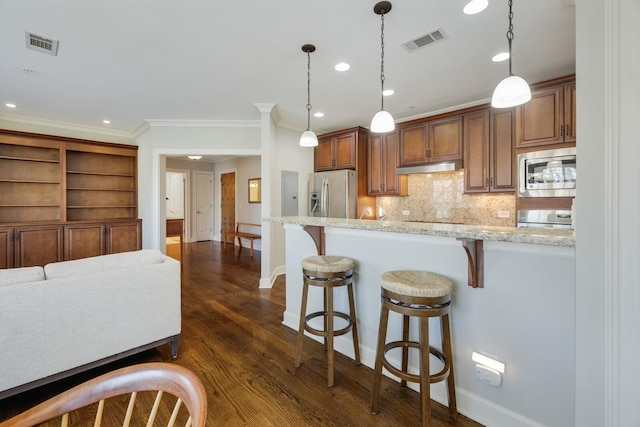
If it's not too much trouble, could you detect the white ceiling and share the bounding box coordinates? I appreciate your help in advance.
[0,0,575,138]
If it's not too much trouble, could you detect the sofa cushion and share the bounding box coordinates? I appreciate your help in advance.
[44,249,165,280]
[0,266,45,287]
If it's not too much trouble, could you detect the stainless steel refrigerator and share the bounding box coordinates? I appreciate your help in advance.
[308,170,357,218]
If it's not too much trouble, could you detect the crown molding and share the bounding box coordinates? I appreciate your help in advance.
[144,119,261,128]
[0,112,134,141]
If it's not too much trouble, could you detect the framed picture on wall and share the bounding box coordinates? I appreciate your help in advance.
[248,178,261,203]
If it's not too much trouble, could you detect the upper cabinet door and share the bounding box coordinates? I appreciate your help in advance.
[515,81,577,149]
[333,133,357,170]
[314,132,357,171]
[565,82,577,143]
[398,123,428,166]
[490,108,516,191]
[314,138,334,171]
[428,116,463,162]
[515,85,564,148]
[463,110,491,193]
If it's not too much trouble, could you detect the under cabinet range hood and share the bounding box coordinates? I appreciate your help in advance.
[396,160,462,175]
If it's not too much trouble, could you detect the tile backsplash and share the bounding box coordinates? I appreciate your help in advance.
[377,171,516,226]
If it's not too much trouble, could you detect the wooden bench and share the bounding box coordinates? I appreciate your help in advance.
[222,222,261,256]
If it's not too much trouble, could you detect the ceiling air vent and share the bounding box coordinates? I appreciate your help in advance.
[25,32,59,56]
[402,28,446,53]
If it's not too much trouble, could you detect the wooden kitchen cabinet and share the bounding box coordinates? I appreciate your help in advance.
[398,116,462,166]
[428,116,463,162]
[398,123,428,166]
[367,131,407,196]
[314,127,375,219]
[315,130,357,171]
[515,77,576,148]
[464,109,515,193]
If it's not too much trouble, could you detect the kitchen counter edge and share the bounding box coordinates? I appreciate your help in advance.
[264,216,575,248]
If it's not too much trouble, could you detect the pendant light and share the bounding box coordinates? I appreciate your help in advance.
[370,1,395,133]
[299,44,318,147]
[491,0,531,108]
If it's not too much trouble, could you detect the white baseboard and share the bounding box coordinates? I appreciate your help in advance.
[259,265,285,289]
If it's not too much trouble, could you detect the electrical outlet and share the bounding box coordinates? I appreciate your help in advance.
[497,210,510,218]
[402,210,410,216]
[475,364,502,386]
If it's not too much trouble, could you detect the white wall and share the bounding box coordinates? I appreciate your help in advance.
[575,0,640,425]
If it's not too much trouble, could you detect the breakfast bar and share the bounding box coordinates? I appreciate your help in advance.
[267,216,576,427]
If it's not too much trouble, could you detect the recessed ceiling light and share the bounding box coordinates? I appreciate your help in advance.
[335,62,350,71]
[492,52,510,62]
[463,0,489,15]
[383,89,394,96]
[5,103,16,108]
[314,112,325,118]
[102,119,111,124]
[188,155,202,160]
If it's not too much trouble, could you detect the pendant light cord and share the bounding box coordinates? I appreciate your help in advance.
[379,10,386,110]
[506,0,514,76]
[306,51,312,131]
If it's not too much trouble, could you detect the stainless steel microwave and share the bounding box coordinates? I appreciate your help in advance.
[518,147,576,197]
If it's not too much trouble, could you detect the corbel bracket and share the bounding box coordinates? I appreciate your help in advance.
[457,238,484,288]
[302,225,325,255]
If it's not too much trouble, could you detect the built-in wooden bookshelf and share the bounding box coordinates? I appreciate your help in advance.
[0,142,62,223]
[0,130,140,268]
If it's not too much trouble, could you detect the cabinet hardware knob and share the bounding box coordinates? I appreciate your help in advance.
[560,125,564,136]
[566,124,570,136]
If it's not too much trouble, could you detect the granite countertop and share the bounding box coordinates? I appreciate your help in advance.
[265,216,575,247]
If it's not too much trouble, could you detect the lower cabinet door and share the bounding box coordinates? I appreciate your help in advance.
[15,225,63,267]
[0,228,13,269]
[106,220,142,254]
[64,223,105,260]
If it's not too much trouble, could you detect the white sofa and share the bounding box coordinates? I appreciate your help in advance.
[0,249,181,399]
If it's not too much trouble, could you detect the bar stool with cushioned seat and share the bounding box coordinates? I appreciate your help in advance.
[295,255,361,387]
[371,270,457,426]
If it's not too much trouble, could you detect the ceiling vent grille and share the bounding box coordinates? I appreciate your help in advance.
[25,32,59,56]
[402,28,446,53]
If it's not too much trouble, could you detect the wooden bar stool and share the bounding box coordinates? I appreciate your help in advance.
[295,255,361,387]
[371,270,457,426]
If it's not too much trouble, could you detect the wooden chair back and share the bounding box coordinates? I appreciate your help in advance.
[0,362,207,427]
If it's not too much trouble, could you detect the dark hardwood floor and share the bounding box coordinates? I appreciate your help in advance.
[0,241,483,426]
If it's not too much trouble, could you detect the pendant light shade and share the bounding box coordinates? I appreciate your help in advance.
[370,1,395,133]
[491,74,531,108]
[300,44,318,147]
[491,0,531,108]
[371,110,395,133]
[300,130,318,147]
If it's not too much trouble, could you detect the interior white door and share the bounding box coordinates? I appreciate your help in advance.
[166,172,185,218]
[194,171,213,241]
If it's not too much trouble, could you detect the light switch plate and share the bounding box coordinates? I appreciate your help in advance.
[497,211,510,218]
[402,210,410,216]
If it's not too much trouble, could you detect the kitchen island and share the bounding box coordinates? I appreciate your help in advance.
[267,216,576,427]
